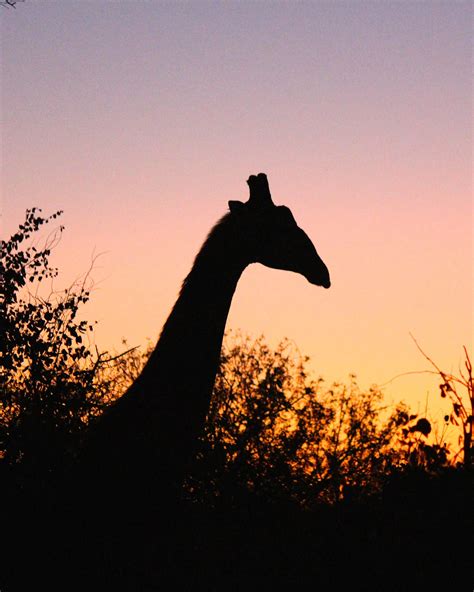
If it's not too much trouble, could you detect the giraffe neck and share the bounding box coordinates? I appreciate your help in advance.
[96,214,249,498]
[138,216,248,412]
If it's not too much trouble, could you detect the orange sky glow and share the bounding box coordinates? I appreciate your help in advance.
[2,2,472,439]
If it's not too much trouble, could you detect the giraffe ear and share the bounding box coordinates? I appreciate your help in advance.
[228,200,246,214]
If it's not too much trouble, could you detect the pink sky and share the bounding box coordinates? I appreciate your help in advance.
[2,2,472,427]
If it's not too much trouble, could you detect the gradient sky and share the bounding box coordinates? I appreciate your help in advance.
[2,2,472,426]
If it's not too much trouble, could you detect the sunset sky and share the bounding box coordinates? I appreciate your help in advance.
[2,2,472,426]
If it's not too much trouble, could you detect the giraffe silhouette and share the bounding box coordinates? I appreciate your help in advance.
[82,173,330,512]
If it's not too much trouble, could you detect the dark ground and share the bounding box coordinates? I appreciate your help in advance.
[1,467,472,591]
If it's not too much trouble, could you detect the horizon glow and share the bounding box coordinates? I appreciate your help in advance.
[2,2,472,435]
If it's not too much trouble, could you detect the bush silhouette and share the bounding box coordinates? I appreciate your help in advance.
[0,209,126,480]
[412,336,473,469]
[187,332,448,507]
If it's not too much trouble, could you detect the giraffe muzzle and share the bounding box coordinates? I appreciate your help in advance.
[305,266,331,289]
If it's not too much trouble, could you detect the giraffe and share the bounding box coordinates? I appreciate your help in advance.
[82,173,330,511]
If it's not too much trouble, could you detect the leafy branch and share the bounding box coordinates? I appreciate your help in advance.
[410,334,472,469]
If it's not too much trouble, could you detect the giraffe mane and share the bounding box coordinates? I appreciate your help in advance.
[180,212,234,292]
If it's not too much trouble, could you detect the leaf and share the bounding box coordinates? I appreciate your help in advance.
[410,418,431,437]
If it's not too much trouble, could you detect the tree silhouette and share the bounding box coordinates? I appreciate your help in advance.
[0,208,124,478]
[186,332,444,507]
[412,336,473,469]
[0,0,25,9]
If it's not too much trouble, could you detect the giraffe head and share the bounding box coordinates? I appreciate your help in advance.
[228,173,330,288]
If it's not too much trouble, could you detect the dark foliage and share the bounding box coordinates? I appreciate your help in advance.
[412,336,473,469]
[0,209,125,482]
[187,332,451,508]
